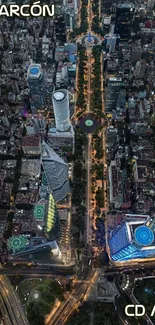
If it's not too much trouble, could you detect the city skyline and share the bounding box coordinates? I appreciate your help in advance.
[0,0,155,324]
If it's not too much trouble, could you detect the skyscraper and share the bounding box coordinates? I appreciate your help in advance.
[115,4,134,41]
[27,63,53,113]
[131,42,142,63]
[27,64,44,113]
[134,60,147,79]
[41,141,70,202]
[109,217,155,261]
[105,77,124,113]
[45,193,60,240]
[52,89,71,132]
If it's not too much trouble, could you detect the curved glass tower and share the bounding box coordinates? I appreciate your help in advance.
[52,89,71,132]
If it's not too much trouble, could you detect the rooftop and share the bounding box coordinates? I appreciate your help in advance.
[22,136,40,147]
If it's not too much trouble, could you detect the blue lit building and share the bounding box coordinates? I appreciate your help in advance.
[109,218,155,261]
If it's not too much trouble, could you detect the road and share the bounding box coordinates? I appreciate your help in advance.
[47,283,89,325]
[0,293,13,325]
[0,265,76,276]
[84,0,94,246]
[85,133,93,244]
[0,275,29,325]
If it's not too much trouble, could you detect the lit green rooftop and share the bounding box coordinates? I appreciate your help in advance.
[34,204,45,221]
[7,235,29,253]
[47,193,56,232]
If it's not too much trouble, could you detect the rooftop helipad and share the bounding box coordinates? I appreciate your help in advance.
[134,225,154,246]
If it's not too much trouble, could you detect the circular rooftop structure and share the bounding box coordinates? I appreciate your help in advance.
[7,235,29,253]
[34,204,45,221]
[30,67,40,75]
[28,64,42,79]
[78,113,100,133]
[134,226,154,246]
[53,91,65,101]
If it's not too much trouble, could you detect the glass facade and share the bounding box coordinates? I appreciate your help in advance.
[115,4,134,41]
[109,220,155,261]
[45,193,60,240]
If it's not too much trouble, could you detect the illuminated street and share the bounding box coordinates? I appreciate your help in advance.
[0,275,29,325]
[1,0,155,325]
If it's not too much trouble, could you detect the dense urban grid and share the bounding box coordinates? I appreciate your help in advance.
[0,0,155,324]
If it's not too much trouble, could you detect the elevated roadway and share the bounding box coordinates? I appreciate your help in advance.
[0,275,29,325]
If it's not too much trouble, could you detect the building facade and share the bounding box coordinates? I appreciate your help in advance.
[109,217,155,261]
[27,64,44,113]
[52,89,71,132]
[114,4,134,41]
[41,141,70,202]
[105,77,124,113]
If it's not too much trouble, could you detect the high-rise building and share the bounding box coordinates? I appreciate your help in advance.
[105,77,125,113]
[25,116,46,135]
[131,43,142,63]
[27,64,53,113]
[115,4,134,41]
[101,0,113,14]
[134,60,147,79]
[44,193,60,240]
[104,34,117,53]
[27,64,44,113]
[109,217,155,261]
[52,89,71,132]
[7,235,62,260]
[55,14,66,44]
[41,141,70,202]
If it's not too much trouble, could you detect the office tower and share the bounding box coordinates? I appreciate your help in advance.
[52,89,71,132]
[134,60,147,79]
[104,24,120,52]
[115,4,134,41]
[45,193,60,240]
[27,63,53,113]
[105,77,124,113]
[7,235,62,260]
[66,12,76,31]
[25,116,46,135]
[55,15,66,44]
[105,34,117,53]
[109,218,155,261]
[27,64,44,114]
[41,141,70,202]
[116,89,126,109]
[102,0,113,14]
[131,43,142,63]
[74,0,77,10]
